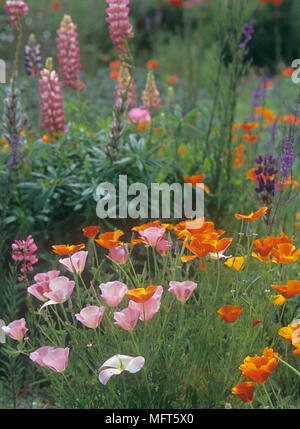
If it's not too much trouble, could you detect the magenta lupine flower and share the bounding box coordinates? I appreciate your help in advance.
[105,0,134,54]
[4,0,28,26]
[39,58,68,135]
[114,65,136,107]
[56,15,86,91]
[12,235,38,282]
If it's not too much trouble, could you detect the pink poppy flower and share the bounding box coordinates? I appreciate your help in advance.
[128,107,151,124]
[75,305,106,329]
[28,270,60,302]
[109,245,129,265]
[128,286,163,321]
[59,251,88,274]
[138,227,166,247]
[113,307,140,331]
[156,239,173,256]
[2,318,28,341]
[99,281,128,307]
[99,354,145,385]
[39,276,75,311]
[168,281,198,302]
[29,346,69,372]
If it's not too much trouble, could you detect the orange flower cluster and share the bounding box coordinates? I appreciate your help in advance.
[233,144,248,169]
[258,0,283,6]
[232,347,279,403]
[183,174,210,194]
[175,219,232,270]
[235,206,267,221]
[252,232,300,264]
[278,319,300,355]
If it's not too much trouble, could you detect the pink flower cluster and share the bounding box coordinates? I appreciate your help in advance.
[39,58,68,135]
[105,0,134,54]
[4,0,28,26]
[56,15,86,91]
[12,235,38,281]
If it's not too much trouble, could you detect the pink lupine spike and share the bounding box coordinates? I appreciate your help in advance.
[142,71,161,110]
[105,0,134,54]
[4,0,28,26]
[56,15,86,91]
[114,65,136,107]
[39,58,68,135]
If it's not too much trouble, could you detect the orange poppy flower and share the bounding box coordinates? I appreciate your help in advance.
[284,114,296,125]
[271,280,300,298]
[246,168,259,183]
[238,122,258,132]
[235,206,268,221]
[278,320,300,342]
[264,80,273,91]
[252,319,262,328]
[95,230,124,249]
[184,174,210,194]
[126,286,158,303]
[270,295,286,306]
[147,59,159,70]
[167,75,179,85]
[271,243,300,264]
[252,237,274,257]
[232,382,254,403]
[242,134,258,143]
[132,221,173,232]
[52,243,85,255]
[109,61,121,69]
[51,1,62,11]
[217,305,243,323]
[82,226,100,239]
[224,256,246,271]
[282,67,293,77]
[109,70,120,80]
[181,233,219,270]
[239,347,279,383]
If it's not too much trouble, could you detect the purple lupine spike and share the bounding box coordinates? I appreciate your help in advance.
[4,0,28,26]
[105,0,134,54]
[56,15,86,91]
[24,34,43,77]
[239,16,256,56]
[280,137,295,184]
[254,154,279,197]
[7,133,22,169]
